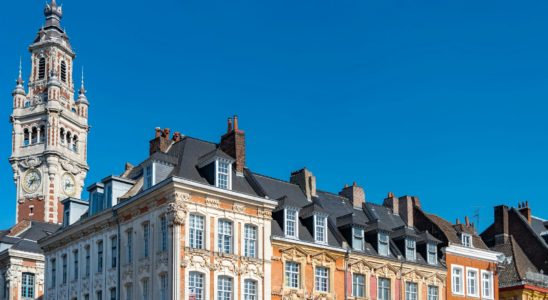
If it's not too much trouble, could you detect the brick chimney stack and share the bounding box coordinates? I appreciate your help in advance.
[398,195,417,227]
[383,192,399,215]
[518,201,532,224]
[339,182,366,208]
[220,115,246,175]
[494,205,510,244]
[149,127,172,155]
[290,168,317,201]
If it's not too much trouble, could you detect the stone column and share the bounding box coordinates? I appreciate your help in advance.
[167,192,189,300]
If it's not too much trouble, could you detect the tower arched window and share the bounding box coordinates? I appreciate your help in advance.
[61,61,67,83]
[72,135,78,153]
[60,128,65,145]
[24,100,31,108]
[38,58,46,80]
[66,131,72,146]
[39,125,46,144]
[23,129,30,146]
[31,127,38,144]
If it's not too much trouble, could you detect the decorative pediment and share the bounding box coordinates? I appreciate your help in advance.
[311,251,337,266]
[280,246,308,261]
[402,269,425,282]
[349,259,375,273]
[374,263,399,277]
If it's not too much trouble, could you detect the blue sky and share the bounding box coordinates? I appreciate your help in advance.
[0,0,547,230]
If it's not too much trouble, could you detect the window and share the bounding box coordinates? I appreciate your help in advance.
[452,265,464,295]
[72,135,78,152]
[24,100,31,108]
[378,232,389,256]
[109,288,116,300]
[84,294,89,300]
[38,58,46,80]
[111,236,118,268]
[405,282,418,300]
[60,128,65,145]
[61,61,67,82]
[481,271,493,299]
[85,245,90,277]
[406,239,416,261]
[285,262,300,288]
[315,215,327,243]
[31,127,37,144]
[73,250,79,280]
[160,215,168,252]
[352,274,365,297]
[144,164,153,190]
[462,233,473,247]
[315,267,329,292]
[467,268,478,297]
[40,125,46,143]
[62,254,67,284]
[97,290,102,300]
[244,224,257,258]
[427,243,437,265]
[160,273,168,300]
[126,230,133,264]
[189,214,205,249]
[97,240,104,273]
[143,222,150,258]
[50,258,56,287]
[427,285,439,300]
[378,278,391,300]
[216,160,230,189]
[244,279,257,300]
[218,219,233,254]
[142,278,149,300]
[125,284,132,300]
[217,276,233,300]
[352,227,364,251]
[23,128,29,145]
[285,208,298,238]
[189,272,204,300]
[21,273,35,299]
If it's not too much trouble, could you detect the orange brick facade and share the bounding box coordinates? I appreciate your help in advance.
[445,253,499,300]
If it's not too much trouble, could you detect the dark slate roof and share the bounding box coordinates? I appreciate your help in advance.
[425,213,488,249]
[0,222,60,254]
[530,216,548,247]
[365,203,406,229]
[492,236,539,288]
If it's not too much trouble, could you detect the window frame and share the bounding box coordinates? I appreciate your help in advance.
[405,238,416,261]
[315,266,329,292]
[97,240,104,273]
[284,208,298,239]
[461,233,473,247]
[451,265,465,295]
[218,219,233,254]
[21,272,35,299]
[352,227,365,251]
[352,273,366,298]
[143,222,150,258]
[111,235,118,269]
[481,270,494,299]
[189,214,205,249]
[73,249,79,280]
[405,282,418,300]
[285,261,300,289]
[217,275,233,300]
[126,229,133,264]
[244,224,258,258]
[243,279,258,300]
[215,159,232,190]
[160,215,168,252]
[377,277,391,300]
[314,214,328,244]
[427,243,438,265]
[62,254,67,284]
[189,271,205,300]
[466,267,479,297]
[427,285,439,300]
[378,232,390,256]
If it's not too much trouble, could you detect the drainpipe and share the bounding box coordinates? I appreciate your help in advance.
[113,209,121,300]
[344,243,350,300]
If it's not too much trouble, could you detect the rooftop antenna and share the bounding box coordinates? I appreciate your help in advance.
[472,206,483,234]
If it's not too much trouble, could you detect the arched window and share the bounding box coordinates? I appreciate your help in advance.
[60,128,65,145]
[40,125,46,144]
[188,272,205,300]
[244,279,258,300]
[31,127,38,144]
[24,100,31,108]
[38,58,46,80]
[66,131,72,146]
[61,61,67,83]
[23,129,30,146]
[72,135,78,152]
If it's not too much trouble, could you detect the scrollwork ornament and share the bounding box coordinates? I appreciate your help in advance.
[167,192,189,225]
[19,156,43,170]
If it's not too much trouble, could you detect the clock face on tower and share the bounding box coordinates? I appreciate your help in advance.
[22,169,42,194]
[62,173,76,196]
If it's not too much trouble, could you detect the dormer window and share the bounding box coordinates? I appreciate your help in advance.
[216,159,231,190]
[427,243,438,265]
[284,208,298,238]
[378,232,389,256]
[352,227,364,251]
[144,163,154,190]
[314,215,327,244]
[461,233,473,247]
[405,238,416,261]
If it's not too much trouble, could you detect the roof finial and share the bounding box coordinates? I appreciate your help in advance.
[16,57,24,86]
[79,67,86,95]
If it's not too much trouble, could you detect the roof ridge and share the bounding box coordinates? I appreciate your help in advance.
[252,172,292,185]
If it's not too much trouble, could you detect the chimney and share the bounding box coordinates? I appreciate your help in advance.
[220,115,246,174]
[494,205,510,244]
[172,132,182,142]
[465,216,470,226]
[383,192,399,215]
[339,182,366,208]
[290,168,317,201]
[149,127,171,155]
[398,195,415,227]
[518,201,532,224]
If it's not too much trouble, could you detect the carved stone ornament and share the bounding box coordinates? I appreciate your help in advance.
[167,192,189,226]
[60,159,82,175]
[19,156,43,170]
[258,209,272,219]
[206,197,220,208]
[233,203,245,213]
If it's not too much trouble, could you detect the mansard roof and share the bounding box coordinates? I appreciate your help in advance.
[0,221,60,254]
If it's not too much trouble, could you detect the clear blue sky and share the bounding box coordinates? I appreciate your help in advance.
[1,0,547,230]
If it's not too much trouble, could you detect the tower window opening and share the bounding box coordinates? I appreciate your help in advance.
[72,135,78,153]
[23,129,30,146]
[60,128,65,145]
[61,61,67,83]
[31,127,38,144]
[40,126,46,143]
[38,58,46,80]
[66,131,72,147]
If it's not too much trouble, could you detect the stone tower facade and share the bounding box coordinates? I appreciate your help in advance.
[9,0,89,224]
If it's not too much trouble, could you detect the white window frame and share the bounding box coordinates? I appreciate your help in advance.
[481,270,494,299]
[378,232,389,256]
[405,282,418,300]
[189,214,205,249]
[427,243,437,265]
[405,239,416,261]
[244,224,257,258]
[217,275,233,300]
[352,273,366,298]
[144,163,155,190]
[427,285,439,300]
[352,227,365,251]
[284,208,298,239]
[285,261,300,289]
[189,271,205,300]
[466,267,479,297]
[218,219,233,254]
[21,272,35,299]
[315,266,329,292]
[243,279,258,300]
[378,277,391,300]
[215,159,232,190]
[461,233,473,247]
[314,215,328,244]
[451,265,465,295]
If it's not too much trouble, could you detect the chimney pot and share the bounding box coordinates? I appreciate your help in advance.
[383,193,398,215]
[456,218,460,225]
[518,202,532,224]
[233,115,239,131]
[339,182,365,208]
[220,116,246,174]
[227,118,233,133]
[465,216,470,226]
[155,127,162,138]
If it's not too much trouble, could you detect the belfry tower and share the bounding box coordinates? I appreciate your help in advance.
[9,0,89,224]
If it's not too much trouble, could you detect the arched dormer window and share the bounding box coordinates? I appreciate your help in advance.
[31,127,38,144]
[61,61,67,83]
[23,129,30,146]
[60,128,65,145]
[38,58,46,80]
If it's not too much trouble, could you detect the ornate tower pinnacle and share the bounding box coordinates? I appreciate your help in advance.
[44,0,63,29]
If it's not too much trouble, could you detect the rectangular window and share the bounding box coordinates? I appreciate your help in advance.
[189,215,205,249]
[142,278,149,300]
[96,290,102,300]
[125,284,132,300]
[160,215,168,252]
[481,271,493,299]
[73,250,79,280]
[427,285,439,300]
[84,294,89,300]
[111,236,118,268]
[285,262,300,288]
[85,246,90,277]
[50,258,56,287]
[218,219,233,254]
[97,240,104,273]
[427,243,437,265]
[405,282,418,300]
[244,224,257,258]
[452,266,464,295]
[378,232,389,256]
[189,272,204,300]
[217,276,233,300]
[217,160,230,189]
[62,254,67,284]
[285,209,298,238]
[127,230,133,264]
[467,268,478,297]
[352,274,365,297]
[143,223,150,258]
[406,239,416,261]
[160,273,168,300]
[462,233,473,247]
[352,228,364,251]
[21,273,35,299]
[109,288,116,300]
[378,278,391,300]
[244,279,257,300]
[315,267,329,292]
[144,165,153,190]
[315,215,327,243]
